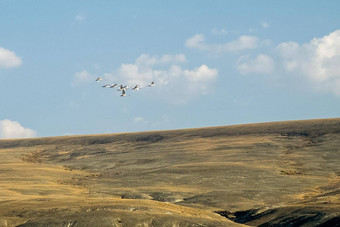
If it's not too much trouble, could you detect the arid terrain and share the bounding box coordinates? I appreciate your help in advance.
[0,118,340,226]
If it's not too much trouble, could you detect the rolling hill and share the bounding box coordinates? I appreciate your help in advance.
[0,118,340,226]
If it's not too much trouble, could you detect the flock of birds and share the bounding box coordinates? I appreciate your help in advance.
[95,76,155,97]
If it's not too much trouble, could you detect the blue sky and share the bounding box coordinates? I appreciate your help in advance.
[1,0,340,138]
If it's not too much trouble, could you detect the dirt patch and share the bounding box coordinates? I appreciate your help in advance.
[22,151,43,163]
[129,134,165,143]
[280,169,303,175]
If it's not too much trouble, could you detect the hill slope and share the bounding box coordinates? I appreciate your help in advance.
[0,118,340,226]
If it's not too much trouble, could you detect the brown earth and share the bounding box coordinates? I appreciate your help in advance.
[0,118,339,226]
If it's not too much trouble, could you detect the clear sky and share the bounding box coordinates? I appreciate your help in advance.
[1,0,340,139]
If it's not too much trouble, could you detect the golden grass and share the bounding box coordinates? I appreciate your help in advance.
[0,118,339,226]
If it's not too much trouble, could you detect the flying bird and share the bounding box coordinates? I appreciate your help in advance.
[120,89,127,97]
[118,85,128,91]
[94,78,156,98]
[132,85,141,90]
[148,81,155,87]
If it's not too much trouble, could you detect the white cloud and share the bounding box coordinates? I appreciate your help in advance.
[107,54,217,86]
[63,132,74,136]
[136,54,186,67]
[211,28,228,35]
[72,70,93,86]
[185,34,206,50]
[0,119,37,139]
[185,34,258,53]
[225,35,259,52]
[97,54,187,87]
[236,30,340,97]
[133,117,144,123]
[277,30,340,96]
[75,12,86,23]
[277,41,301,59]
[133,117,149,124]
[237,54,274,75]
[184,64,217,82]
[0,47,22,69]
[261,21,269,28]
[118,63,150,86]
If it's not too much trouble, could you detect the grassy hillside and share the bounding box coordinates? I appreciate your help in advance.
[0,118,340,226]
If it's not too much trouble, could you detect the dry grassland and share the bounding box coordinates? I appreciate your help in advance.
[0,118,339,226]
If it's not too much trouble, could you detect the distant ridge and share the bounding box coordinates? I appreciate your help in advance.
[1,117,340,146]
